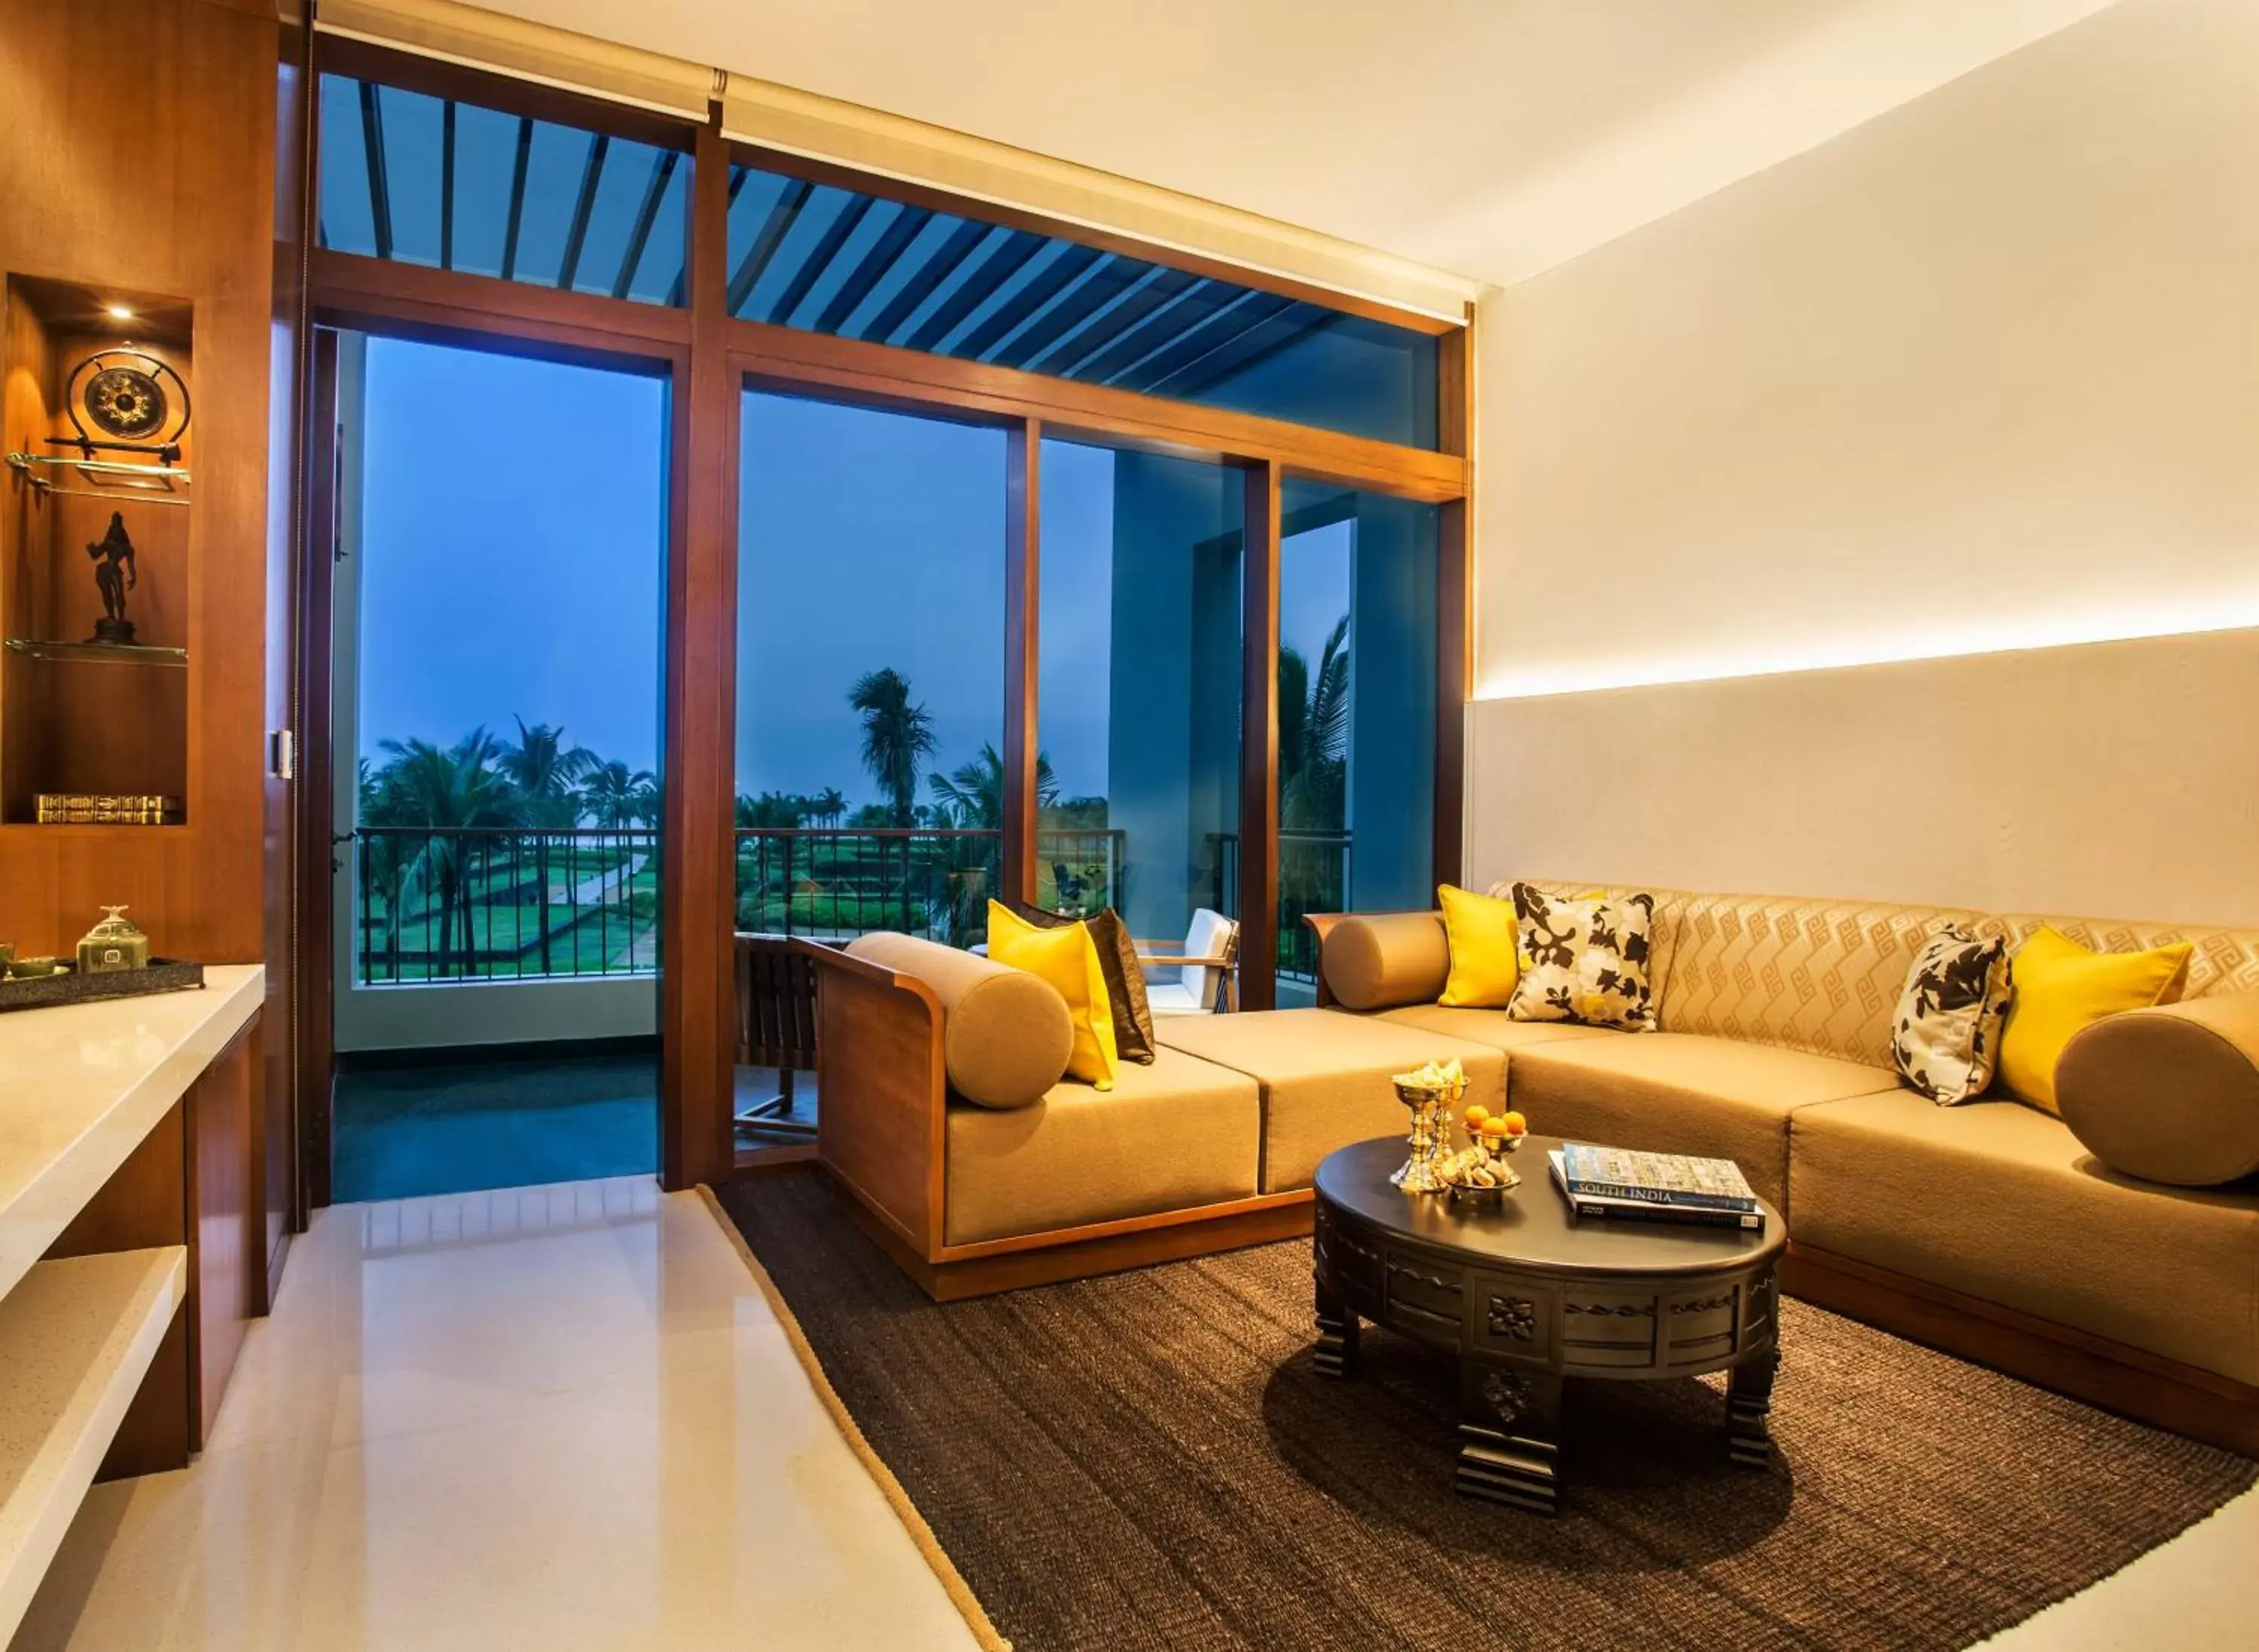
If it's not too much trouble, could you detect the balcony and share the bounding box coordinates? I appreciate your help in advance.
[353,827,659,985]
[733,827,1126,947]
[351,823,1352,990]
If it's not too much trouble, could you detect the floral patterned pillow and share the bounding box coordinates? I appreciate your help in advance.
[1892,924,2013,1105]
[1505,883,1658,1032]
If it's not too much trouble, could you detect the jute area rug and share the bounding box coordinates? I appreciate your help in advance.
[713,1169,2254,1652]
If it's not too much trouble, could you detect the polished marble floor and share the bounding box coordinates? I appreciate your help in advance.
[8,1175,2250,1650]
[10,1178,979,1652]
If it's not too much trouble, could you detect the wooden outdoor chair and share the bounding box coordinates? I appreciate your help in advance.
[734,932,822,1137]
[1136,907,1240,1014]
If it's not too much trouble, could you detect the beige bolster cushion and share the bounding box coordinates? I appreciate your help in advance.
[846,933,1072,1108]
[2056,992,2259,1187]
[1322,911,1452,1011]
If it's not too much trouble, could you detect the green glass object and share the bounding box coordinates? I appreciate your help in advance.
[76,906,150,974]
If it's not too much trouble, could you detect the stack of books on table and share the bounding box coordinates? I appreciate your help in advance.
[1547,1145,1764,1232]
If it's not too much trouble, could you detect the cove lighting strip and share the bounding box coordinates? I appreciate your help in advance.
[1472,605,2259,703]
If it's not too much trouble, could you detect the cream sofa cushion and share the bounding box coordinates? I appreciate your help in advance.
[1505,1035,1901,1211]
[1788,1088,2259,1385]
[1155,1009,1506,1195]
[1322,910,1451,1010]
[1651,892,1986,1068]
[846,931,1071,1108]
[2056,992,2259,1187]
[1373,1001,1619,1053]
[944,1046,1259,1246]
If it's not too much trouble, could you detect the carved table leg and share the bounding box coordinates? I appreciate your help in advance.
[1726,1344,1779,1468]
[1456,1363,1562,1515]
[1314,1278,1360,1379]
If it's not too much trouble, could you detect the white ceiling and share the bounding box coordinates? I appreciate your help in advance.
[485,0,2120,288]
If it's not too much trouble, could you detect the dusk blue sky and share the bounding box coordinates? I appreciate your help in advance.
[356,340,666,775]
[355,340,1349,811]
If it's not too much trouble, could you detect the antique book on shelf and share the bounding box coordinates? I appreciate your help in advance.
[1547,1151,1766,1232]
[35,794,184,825]
[1558,1144,1758,1212]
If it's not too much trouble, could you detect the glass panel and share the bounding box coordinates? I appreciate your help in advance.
[1036,440,1243,996]
[724,163,1443,448]
[1275,480,1439,1004]
[448,103,521,278]
[734,392,1007,952]
[568,138,674,298]
[376,85,446,268]
[317,75,375,254]
[315,73,689,308]
[346,336,667,983]
[333,332,666,1198]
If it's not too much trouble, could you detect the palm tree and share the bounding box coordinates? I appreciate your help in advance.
[924,745,1062,943]
[580,759,657,828]
[497,718,596,974]
[365,728,522,977]
[496,717,594,828]
[848,667,937,828]
[925,742,1059,830]
[816,787,846,829]
[577,759,658,938]
[1279,615,1350,831]
[1277,614,1352,956]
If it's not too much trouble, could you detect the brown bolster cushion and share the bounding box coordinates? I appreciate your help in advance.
[2055,992,2259,1187]
[846,933,1073,1108]
[1321,911,1452,1011]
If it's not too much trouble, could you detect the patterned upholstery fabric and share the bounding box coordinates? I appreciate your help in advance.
[1478,884,2259,1067]
[1995,914,2259,1003]
[1633,892,1983,1068]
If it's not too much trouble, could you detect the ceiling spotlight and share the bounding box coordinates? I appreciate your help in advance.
[105,304,136,322]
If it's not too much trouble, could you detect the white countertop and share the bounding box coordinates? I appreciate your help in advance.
[0,965,263,1307]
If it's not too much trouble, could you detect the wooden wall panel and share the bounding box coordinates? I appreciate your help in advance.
[188,1025,257,1445]
[45,1099,194,1474]
[0,0,278,964]
[264,12,313,1288]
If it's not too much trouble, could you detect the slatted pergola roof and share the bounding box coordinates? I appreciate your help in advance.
[318,73,1437,447]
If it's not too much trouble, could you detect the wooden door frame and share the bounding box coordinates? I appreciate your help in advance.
[294,291,695,1199]
[298,42,1476,1193]
[294,326,340,1212]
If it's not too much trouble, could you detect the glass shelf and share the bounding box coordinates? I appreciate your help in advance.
[2,638,187,666]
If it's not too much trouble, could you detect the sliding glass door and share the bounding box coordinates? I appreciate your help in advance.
[1276,482,1440,1003]
[1035,440,1244,957]
[733,390,1008,950]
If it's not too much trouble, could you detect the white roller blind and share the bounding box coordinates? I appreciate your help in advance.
[720,74,1477,326]
[315,0,717,122]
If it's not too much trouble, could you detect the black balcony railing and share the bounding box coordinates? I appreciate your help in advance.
[1211,830,1354,981]
[355,827,659,985]
[733,828,1126,946]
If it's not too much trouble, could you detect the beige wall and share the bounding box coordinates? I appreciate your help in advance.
[1468,0,2259,923]
[1468,628,2259,927]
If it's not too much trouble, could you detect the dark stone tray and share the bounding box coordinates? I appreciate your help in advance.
[0,958,206,1013]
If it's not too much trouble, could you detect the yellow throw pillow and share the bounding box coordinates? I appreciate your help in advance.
[986,901,1118,1090]
[1437,884,1519,1007]
[1997,925,2192,1114]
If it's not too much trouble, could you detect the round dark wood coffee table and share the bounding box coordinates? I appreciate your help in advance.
[1311,1135,1787,1516]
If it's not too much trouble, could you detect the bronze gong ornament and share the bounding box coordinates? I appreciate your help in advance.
[51,346,192,465]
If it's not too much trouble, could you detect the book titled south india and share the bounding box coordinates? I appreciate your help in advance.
[1559,1144,1759,1212]
[1547,1154,1766,1231]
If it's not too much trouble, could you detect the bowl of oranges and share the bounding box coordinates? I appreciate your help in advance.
[1443,1104,1529,1200]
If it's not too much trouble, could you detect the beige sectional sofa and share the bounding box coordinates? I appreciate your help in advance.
[801,884,2259,1452]
[1304,884,2259,1453]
